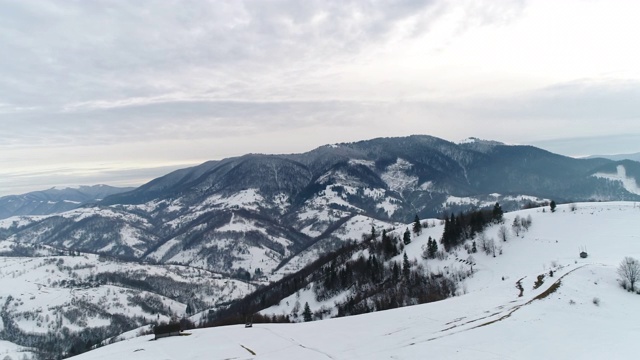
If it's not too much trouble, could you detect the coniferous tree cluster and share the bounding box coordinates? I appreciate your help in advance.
[441,204,504,251]
[421,237,439,259]
[203,227,460,327]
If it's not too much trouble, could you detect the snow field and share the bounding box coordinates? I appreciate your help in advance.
[70,201,640,359]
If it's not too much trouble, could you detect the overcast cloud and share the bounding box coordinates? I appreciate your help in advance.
[1,0,640,196]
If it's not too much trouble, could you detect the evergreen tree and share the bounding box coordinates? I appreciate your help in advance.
[412,215,422,235]
[471,241,477,253]
[403,228,411,245]
[392,261,400,282]
[550,200,557,213]
[427,237,438,258]
[303,302,313,322]
[402,253,411,279]
[370,225,377,240]
[492,202,504,223]
[382,230,398,259]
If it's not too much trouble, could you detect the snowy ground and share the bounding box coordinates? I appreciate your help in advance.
[70,202,640,359]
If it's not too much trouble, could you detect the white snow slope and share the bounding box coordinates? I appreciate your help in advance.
[68,202,640,359]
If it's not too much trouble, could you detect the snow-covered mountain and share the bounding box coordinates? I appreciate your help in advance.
[0,185,134,220]
[0,242,254,359]
[69,201,640,360]
[2,135,639,281]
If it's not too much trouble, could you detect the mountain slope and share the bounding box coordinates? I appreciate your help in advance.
[0,185,134,220]
[2,135,639,279]
[0,242,255,358]
[70,201,640,360]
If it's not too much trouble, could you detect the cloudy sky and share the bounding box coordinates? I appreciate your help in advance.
[2,0,640,196]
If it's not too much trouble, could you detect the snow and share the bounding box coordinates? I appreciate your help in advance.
[458,137,478,144]
[0,340,34,359]
[0,251,252,355]
[419,181,434,190]
[444,194,549,209]
[593,165,640,195]
[200,188,264,210]
[380,158,418,193]
[348,159,375,169]
[70,201,640,359]
[0,216,47,229]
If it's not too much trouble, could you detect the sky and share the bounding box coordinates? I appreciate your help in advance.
[2,0,640,196]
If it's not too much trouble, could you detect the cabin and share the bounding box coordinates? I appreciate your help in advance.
[154,322,182,340]
[154,330,181,340]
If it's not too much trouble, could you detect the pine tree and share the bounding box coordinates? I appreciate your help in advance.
[402,252,411,279]
[403,228,411,245]
[412,214,422,235]
[427,237,438,258]
[303,302,313,322]
[550,200,557,213]
[392,261,400,281]
[471,241,477,253]
[382,230,397,259]
[492,202,504,223]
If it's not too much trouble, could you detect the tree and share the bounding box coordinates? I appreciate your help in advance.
[403,228,411,245]
[492,203,504,223]
[392,261,400,281]
[467,255,476,272]
[511,216,522,237]
[412,215,422,235]
[498,225,509,242]
[428,237,438,258]
[303,302,313,322]
[402,252,411,279]
[550,200,557,213]
[382,230,398,259]
[617,256,640,292]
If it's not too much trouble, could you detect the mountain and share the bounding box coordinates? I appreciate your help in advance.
[0,241,254,359]
[585,151,640,162]
[2,135,640,280]
[0,185,134,220]
[70,201,640,360]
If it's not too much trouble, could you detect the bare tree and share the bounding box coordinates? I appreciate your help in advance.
[522,215,532,230]
[618,257,640,292]
[477,232,493,255]
[498,225,509,242]
[512,216,522,237]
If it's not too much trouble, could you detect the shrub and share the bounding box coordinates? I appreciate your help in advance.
[592,297,600,306]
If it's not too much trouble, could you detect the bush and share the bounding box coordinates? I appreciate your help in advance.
[592,297,600,306]
[617,257,640,292]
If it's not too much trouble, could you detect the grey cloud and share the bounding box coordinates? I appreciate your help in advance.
[2,78,639,150]
[0,0,441,110]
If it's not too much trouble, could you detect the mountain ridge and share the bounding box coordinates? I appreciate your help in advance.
[2,135,639,281]
[0,185,134,220]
